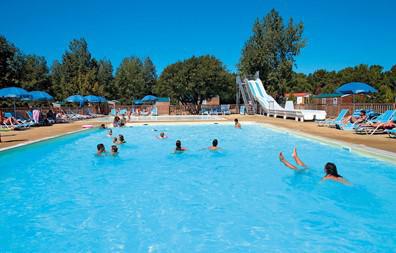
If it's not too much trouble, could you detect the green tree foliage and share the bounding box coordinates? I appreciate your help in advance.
[0,35,24,87]
[155,55,234,113]
[142,57,157,94]
[19,55,50,91]
[113,57,146,101]
[239,9,305,101]
[96,59,114,97]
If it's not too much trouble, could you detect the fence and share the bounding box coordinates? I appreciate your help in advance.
[295,103,396,117]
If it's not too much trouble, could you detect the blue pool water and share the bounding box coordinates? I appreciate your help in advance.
[1,123,396,252]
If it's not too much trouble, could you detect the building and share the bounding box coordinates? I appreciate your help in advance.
[284,92,311,105]
[311,93,353,105]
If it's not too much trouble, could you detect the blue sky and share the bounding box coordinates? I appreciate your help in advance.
[1,0,395,74]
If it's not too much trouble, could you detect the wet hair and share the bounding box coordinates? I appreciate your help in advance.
[97,143,105,152]
[100,124,106,129]
[212,139,218,147]
[160,132,165,137]
[108,129,112,134]
[176,140,182,150]
[325,162,341,178]
[111,145,118,153]
[234,118,239,123]
[118,134,125,142]
[113,137,118,143]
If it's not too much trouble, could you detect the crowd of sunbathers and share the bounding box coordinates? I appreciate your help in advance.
[97,117,349,185]
[335,109,395,133]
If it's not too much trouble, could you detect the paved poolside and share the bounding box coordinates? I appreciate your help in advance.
[0,115,395,155]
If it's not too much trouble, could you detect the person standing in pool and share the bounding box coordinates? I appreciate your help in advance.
[209,139,220,150]
[279,147,307,170]
[117,134,126,144]
[97,143,106,156]
[112,137,118,144]
[111,145,118,156]
[157,132,168,139]
[107,129,112,137]
[322,162,350,185]
[175,140,187,152]
[234,118,241,128]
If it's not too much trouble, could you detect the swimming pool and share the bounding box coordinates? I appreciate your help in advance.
[1,123,395,252]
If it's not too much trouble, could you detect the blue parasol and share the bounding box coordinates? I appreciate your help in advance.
[29,91,54,101]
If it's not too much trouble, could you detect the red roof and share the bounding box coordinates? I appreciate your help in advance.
[284,92,311,97]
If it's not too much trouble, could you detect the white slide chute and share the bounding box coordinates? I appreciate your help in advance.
[247,78,326,121]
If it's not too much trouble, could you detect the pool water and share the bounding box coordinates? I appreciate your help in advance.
[1,123,395,252]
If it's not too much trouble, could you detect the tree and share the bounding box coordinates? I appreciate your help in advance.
[0,35,24,87]
[113,57,146,101]
[239,9,305,101]
[155,55,233,113]
[19,55,50,91]
[96,59,114,98]
[142,57,157,95]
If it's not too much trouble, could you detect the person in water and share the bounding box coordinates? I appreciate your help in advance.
[100,124,106,129]
[111,145,118,156]
[322,162,350,185]
[234,118,241,128]
[117,134,126,144]
[175,140,187,152]
[209,139,220,150]
[279,147,307,170]
[107,129,112,137]
[112,137,118,144]
[157,132,168,139]
[97,143,106,155]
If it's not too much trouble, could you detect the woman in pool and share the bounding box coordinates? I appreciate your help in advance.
[97,143,106,155]
[112,137,118,144]
[175,140,187,152]
[279,147,307,170]
[107,129,112,137]
[157,132,168,139]
[117,134,126,144]
[111,145,118,156]
[209,139,220,150]
[234,118,241,128]
[322,162,350,185]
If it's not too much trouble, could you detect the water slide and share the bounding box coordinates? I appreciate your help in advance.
[247,78,326,121]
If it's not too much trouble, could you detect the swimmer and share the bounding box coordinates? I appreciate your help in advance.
[117,134,126,144]
[97,143,106,155]
[322,162,351,185]
[279,147,307,170]
[107,129,112,137]
[208,139,220,150]
[175,140,187,152]
[111,145,118,156]
[100,124,106,129]
[234,118,241,128]
[112,137,118,144]
[157,132,168,139]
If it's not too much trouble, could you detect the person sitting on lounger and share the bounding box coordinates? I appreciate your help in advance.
[175,140,187,152]
[157,132,168,139]
[344,110,367,124]
[111,145,118,156]
[209,139,220,150]
[234,118,241,128]
[97,143,106,155]
[359,121,395,130]
[279,148,307,170]
[117,134,126,144]
[0,113,21,126]
[322,162,350,185]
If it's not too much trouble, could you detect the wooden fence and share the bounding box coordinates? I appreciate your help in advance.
[295,103,396,117]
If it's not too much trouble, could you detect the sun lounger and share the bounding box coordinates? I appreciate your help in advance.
[221,104,231,115]
[385,129,396,138]
[240,105,245,115]
[318,109,348,127]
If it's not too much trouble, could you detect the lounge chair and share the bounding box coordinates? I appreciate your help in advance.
[240,105,245,115]
[151,107,158,116]
[318,109,348,127]
[221,104,231,115]
[354,110,396,135]
[385,129,396,138]
[4,112,32,129]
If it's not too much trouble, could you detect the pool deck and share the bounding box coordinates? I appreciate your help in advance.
[0,115,395,158]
